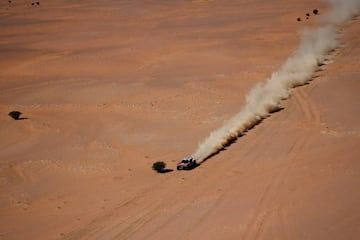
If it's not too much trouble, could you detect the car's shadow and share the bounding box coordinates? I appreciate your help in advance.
[177,163,200,171]
[189,163,200,170]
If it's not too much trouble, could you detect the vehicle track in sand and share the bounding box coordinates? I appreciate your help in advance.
[293,87,321,124]
[241,130,308,240]
[61,172,179,240]
[208,29,357,238]
[240,77,322,239]
[63,174,210,240]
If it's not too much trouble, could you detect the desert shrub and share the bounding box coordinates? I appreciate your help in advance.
[8,111,22,120]
[152,161,166,173]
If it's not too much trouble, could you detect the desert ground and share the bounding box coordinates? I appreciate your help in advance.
[0,0,359,239]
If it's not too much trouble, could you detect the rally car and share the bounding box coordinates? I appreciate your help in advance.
[176,157,197,170]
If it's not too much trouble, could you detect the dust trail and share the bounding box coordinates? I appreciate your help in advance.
[193,0,360,163]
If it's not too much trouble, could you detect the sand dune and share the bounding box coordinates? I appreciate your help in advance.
[1,1,359,239]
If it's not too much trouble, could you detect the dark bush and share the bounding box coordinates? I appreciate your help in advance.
[152,161,166,173]
[8,111,22,120]
[313,9,319,15]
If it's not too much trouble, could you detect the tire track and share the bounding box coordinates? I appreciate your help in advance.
[293,87,321,123]
[242,132,307,240]
[63,173,220,240]
[63,184,173,240]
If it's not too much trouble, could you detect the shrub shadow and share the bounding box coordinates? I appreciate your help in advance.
[158,169,174,174]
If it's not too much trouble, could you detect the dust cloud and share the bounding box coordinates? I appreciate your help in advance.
[193,0,360,163]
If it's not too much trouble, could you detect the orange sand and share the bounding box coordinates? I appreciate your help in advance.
[1,1,359,239]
